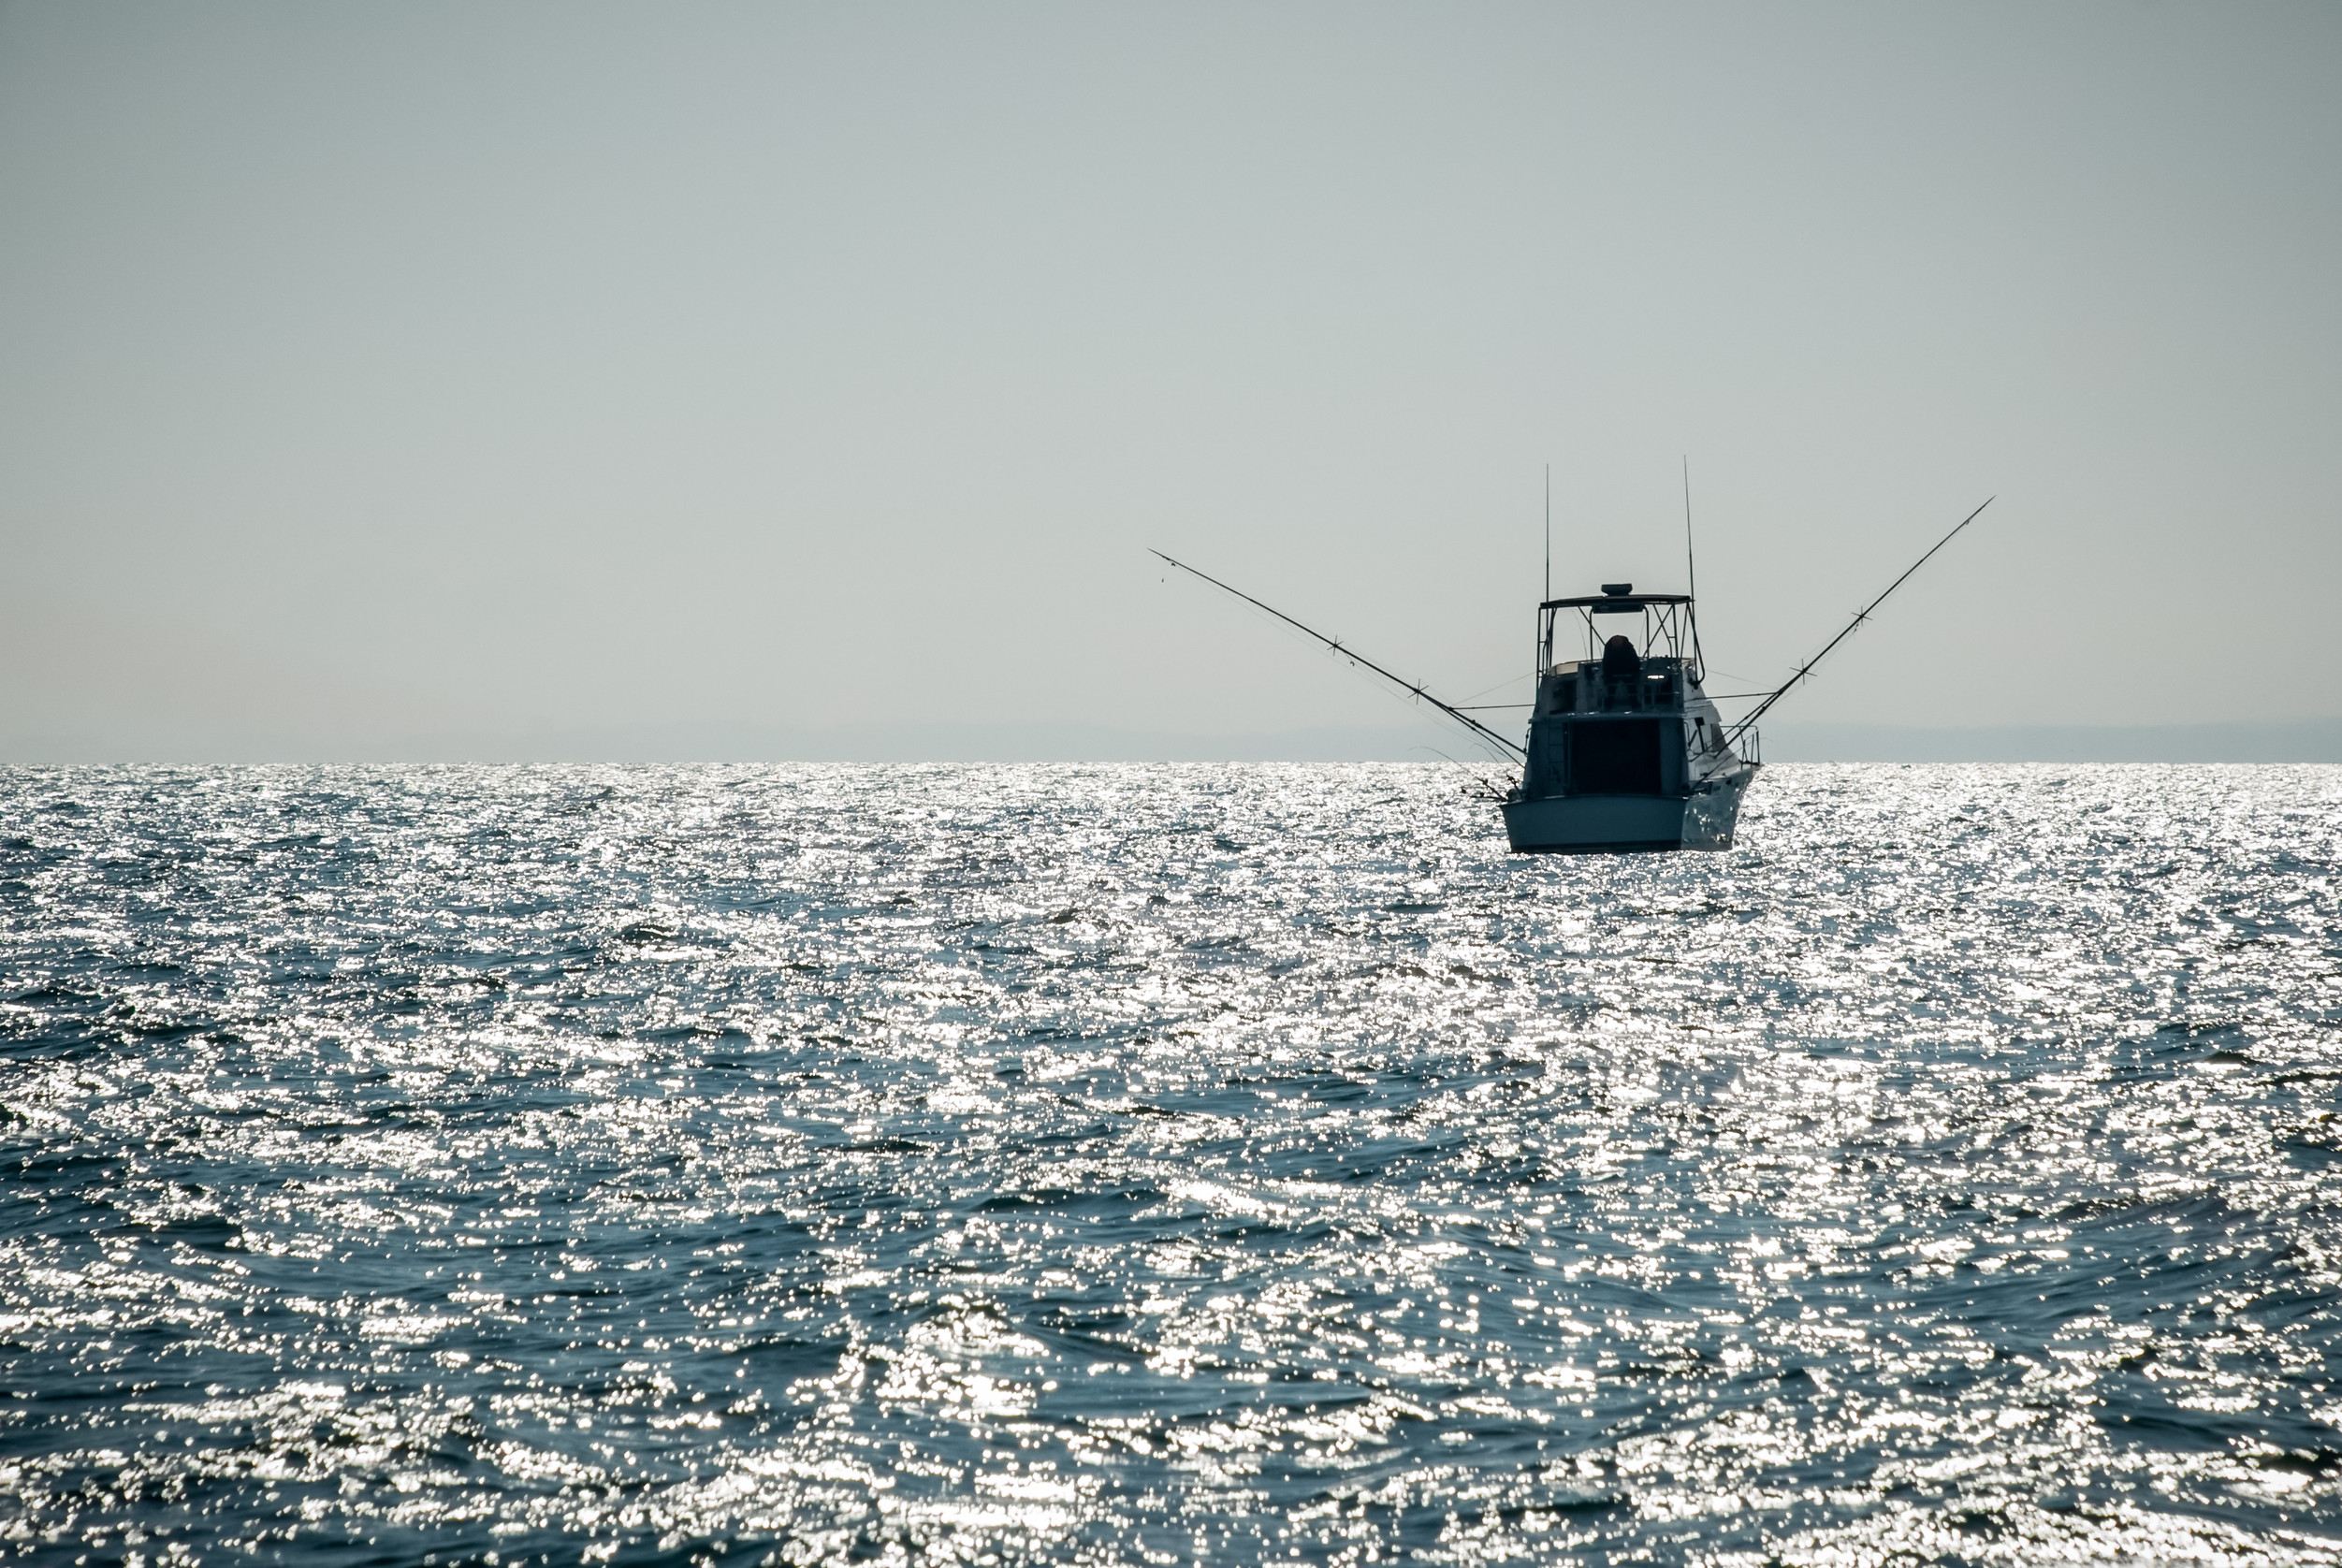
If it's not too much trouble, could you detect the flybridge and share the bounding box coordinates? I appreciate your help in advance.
[1537,586,1702,687]
[1153,492,1989,853]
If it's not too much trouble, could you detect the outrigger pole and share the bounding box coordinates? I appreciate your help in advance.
[1150,549,1527,761]
[1725,496,1994,744]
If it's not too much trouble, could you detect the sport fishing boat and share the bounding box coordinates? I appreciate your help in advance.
[1153,494,1988,854]
[1501,584,1753,852]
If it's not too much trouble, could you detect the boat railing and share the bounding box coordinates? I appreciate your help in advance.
[1741,727,1763,766]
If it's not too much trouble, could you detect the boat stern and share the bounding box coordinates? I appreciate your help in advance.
[1502,766,1753,854]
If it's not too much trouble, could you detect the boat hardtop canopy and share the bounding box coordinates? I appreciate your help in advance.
[1540,591,1692,612]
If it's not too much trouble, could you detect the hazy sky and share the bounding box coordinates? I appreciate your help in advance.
[2,2,2336,759]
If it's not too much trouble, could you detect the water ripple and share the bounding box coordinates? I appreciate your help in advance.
[2,762,2339,1564]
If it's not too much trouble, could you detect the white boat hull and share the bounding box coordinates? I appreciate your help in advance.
[1502,766,1754,854]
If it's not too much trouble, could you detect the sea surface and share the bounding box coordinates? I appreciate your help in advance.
[3,762,2340,1567]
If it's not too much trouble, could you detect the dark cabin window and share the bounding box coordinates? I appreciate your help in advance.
[1568,719,1664,795]
[1551,678,1575,712]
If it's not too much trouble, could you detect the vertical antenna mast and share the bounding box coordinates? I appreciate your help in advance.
[1681,457,1706,681]
[1539,463,1552,682]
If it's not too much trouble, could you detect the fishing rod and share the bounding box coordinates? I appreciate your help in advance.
[1150,549,1527,762]
[1725,496,1994,744]
[1412,740,1519,803]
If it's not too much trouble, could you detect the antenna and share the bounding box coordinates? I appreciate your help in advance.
[1541,463,1552,685]
[1681,457,1705,681]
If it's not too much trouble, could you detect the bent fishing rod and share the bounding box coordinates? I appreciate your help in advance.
[1150,549,1527,762]
[1725,497,1994,744]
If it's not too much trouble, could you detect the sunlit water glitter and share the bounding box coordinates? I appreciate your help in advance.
[3,762,2340,1567]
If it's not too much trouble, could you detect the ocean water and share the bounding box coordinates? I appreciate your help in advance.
[3,762,2339,1567]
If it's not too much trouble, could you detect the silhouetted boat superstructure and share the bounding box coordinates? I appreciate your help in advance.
[1501,583,1754,852]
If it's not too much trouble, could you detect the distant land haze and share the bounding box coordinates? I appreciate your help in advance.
[1,719,2335,766]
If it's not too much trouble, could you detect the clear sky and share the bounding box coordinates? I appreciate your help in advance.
[2,2,2335,760]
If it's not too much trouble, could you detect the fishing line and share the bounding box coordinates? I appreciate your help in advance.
[1724,499,1994,746]
[1152,550,1527,762]
[1412,743,1514,801]
[1454,671,1534,705]
[1180,588,1518,763]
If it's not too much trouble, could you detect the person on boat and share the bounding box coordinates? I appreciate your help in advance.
[1601,633,1641,681]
